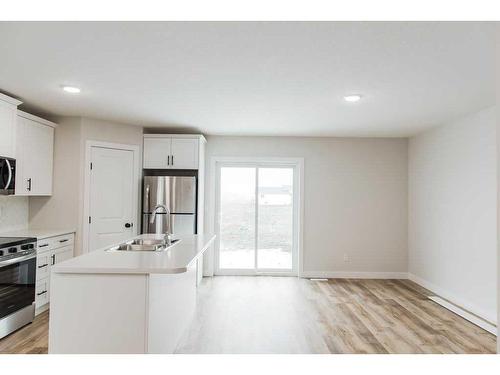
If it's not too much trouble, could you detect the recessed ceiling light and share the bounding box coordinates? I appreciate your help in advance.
[344,94,362,102]
[62,86,81,94]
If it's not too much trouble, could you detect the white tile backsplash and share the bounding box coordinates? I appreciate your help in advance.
[0,196,29,233]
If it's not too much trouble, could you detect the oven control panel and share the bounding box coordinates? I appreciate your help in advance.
[0,243,37,263]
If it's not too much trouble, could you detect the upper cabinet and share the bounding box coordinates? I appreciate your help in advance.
[143,137,172,169]
[170,138,200,169]
[0,93,22,158]
[143,135,205,170]
[15,111,56,196]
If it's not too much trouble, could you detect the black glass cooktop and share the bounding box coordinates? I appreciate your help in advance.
[0,237,37,249]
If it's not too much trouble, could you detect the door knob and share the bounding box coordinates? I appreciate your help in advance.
[125,223,133,228]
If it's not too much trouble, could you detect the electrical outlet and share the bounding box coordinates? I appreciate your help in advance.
[343,254,349,262]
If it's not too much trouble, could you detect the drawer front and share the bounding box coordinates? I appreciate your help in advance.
[51,233,74,250]
[37,239,51,253]
[35,278,49,308]
[37,233,75,253]
[36,253,51,280]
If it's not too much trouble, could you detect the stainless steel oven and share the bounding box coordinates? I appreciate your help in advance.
[0,157,16,195]
[0,237,37,339]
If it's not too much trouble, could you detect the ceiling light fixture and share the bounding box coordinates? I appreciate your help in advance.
[62,86,81,94]
[344,94,362,102]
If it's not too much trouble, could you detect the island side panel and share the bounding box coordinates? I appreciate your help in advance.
[49,273,149,353]
[147,264,197,353]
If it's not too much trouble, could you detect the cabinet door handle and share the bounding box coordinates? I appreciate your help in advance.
[51,254,55,265]
[39,244,49,248]
[167,155,170,166]
[38,264,48,269]
[37,290,47,296]
[171,155,174,166]
[59,239,69,243]
[27,178,32,192]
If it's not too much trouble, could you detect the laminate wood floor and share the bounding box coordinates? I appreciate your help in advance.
[0,309,49,354]
[0,277,496,354]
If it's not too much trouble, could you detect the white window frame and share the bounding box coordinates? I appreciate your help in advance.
[210,157,304,277]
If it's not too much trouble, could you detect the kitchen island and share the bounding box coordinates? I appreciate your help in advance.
[48,233,215,354]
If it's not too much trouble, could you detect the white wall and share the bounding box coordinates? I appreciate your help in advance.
[29,117,143,255]
[29,117,81,232]
[76,118,143,254]
[205,136,408,277]
[0,196,28,232]
[408,106,497,323]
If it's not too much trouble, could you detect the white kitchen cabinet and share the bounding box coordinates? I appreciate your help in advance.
[143,135,205,170]
[143,137,171,169]
[35,232,74,313]
[53,245,74,264]
[16,111,56,196]
[170,138,199,169]
[35,278,50,309]
[0,93,22,158]
[36,252,51,281]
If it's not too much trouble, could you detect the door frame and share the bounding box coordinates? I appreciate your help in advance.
[82,140,140,254]
[209,156,304,277]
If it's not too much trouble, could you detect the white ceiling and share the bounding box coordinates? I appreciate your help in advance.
[0,22,495,137]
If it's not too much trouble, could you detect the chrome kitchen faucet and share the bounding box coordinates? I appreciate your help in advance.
[150,204,172,245]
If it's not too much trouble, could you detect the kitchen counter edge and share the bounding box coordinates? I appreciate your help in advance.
[0,228,76,240]
[51,233,215,275]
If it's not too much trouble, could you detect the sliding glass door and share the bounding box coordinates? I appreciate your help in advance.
[215,161,298,275]
[218,167,256,270]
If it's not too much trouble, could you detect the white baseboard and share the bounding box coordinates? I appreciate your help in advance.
[35,303,49,316]
[429,296,497,335]
[408,273,497,325]
[299,270,497,335]
[300,271,408,279]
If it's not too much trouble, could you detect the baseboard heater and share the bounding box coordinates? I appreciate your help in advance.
[428,296,497,335]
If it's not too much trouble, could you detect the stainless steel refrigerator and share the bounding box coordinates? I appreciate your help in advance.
[142,176,197,235]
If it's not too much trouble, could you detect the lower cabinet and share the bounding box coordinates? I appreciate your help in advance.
[35,278,50,308]
[35,233,75,314]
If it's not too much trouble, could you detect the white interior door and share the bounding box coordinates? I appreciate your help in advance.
[88,146,135,252]
[215,161,298,276]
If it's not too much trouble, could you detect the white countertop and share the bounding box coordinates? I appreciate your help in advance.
[51,233,215,275]
[0,228,76,240]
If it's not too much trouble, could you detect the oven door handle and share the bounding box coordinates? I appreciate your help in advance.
[0,253,36,268]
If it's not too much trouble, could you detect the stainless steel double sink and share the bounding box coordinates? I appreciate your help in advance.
[111,238,180,252]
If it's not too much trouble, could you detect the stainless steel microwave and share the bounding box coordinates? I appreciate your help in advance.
[0,157,16,195]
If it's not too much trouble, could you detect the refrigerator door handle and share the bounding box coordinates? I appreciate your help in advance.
[145,185,150,213]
